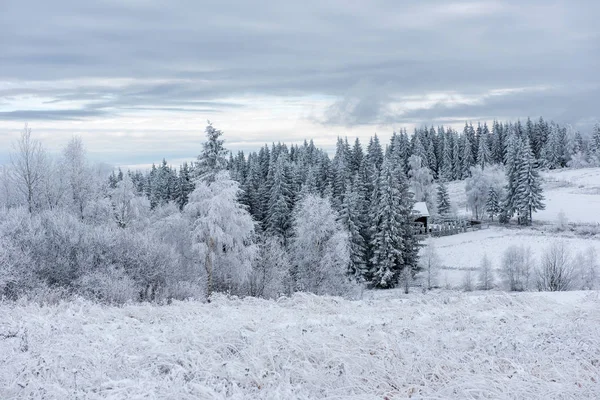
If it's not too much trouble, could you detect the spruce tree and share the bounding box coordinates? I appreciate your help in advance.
[369,159,416,288]
[501,134,522,222]
[592,123,600,156]
[452,132,462,180]
[338,175,367,278]
[485,186,501,221]
[436,180,451,216]
[516,141,545,225]
[477,127,491,170]
[265,154,293,243]
[196,121,228,182]
[462,134,474,178]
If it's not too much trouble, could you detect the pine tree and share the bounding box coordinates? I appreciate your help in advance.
[441,130,453,180]
[350,138,364,174]
[592,123,600,156]
[175,162,194,210]
[462,134,474,178]
[501,134,522,222]
[436,181,451,216]
[338,175,367,278]
[516,141,545,225]
[452,132,462,180]
[195,121,228,182]
[369,159,418,288]
[485,186,501,221]
[265,154,293,242]
[477,127,491,170]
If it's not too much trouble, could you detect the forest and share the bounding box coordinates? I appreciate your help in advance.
[1,119,599,303]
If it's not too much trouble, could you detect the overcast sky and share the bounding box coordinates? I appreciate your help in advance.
[1,0,598,168]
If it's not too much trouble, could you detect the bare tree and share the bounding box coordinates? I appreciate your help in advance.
[420,239,440,290]
[462,268,474,291]
[501,245,533,291]
[10,124,46,213]
[478,254,495,290]
[537,241,575,291]
[577,247,598,290]
[63,137,92,219]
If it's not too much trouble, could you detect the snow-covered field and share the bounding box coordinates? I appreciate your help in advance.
[427,226,600,287]
[447,167,600,224]
[2,291,600,399]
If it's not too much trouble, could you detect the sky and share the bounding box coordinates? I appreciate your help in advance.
[0,0,598,169]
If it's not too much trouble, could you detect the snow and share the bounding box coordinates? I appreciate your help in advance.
[426,226,600,287]
[413,201,430,217]
[2,292,600,399]
[448,167,600,224]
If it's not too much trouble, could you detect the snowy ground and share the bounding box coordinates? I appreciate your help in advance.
[2,291,600,399]
[426,226,600,288]
[447,167,600,224]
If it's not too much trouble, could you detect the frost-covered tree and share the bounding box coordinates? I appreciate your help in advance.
[537,242,575,292]
[419,239,440,290]
[195,122,228,182]
[576,247,598,290]
[185,171,258,299]
[465,166,490,220]
[248,237,288,299]
[477,128,491,170]
[265,154,293,242]
[516,140,545,225]
[485,186,501,221]
[501,245,533,291]
[452,133,462,180]
[436,180,451,216]
[478,254,494,290]
[338,176,367,278]
[9,124,46,213]
[500,134,522,222]
[408,155,433,203]
[462,268,474,291]
[462,135,475,178]
[289,195,353,296]
[111,174,150,229]
[369,159,418,288]
[63,137,94,219]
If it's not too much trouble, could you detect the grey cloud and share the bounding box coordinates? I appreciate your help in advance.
[0,0,598,126]
[0,109,109,121]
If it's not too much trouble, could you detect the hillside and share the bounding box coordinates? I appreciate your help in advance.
[447,167,600,224]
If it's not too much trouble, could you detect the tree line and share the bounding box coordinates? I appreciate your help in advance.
[1,118,598,303]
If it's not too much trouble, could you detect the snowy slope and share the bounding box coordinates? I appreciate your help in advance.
[431,226,600,269]
[2,292,600,399]
[447,167,600,224]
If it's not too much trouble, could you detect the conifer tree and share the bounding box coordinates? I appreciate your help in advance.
[516,141,545,225]
[265,154,293,243]
[462,135,474,178]
[477,127,491,170]
[501,134,522,222]
[436,180,451,216]
[452,133,462,180]
[338,175,367,278]
[592,123,600,157]
[368,159,419,288]
[196,121,228,182]
[485,186,501,221]
[175,162,194,210]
